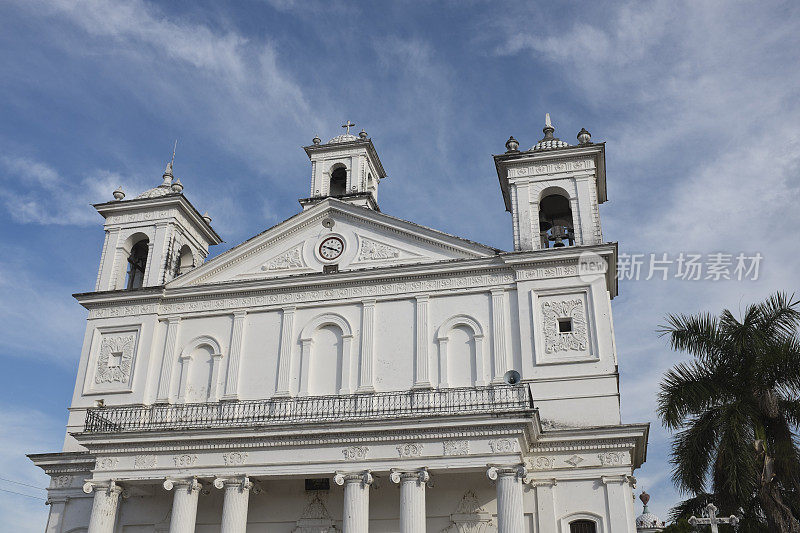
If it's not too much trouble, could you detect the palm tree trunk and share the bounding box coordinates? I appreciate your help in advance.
[760,482,800,532]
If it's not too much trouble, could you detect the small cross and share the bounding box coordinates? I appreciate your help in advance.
[688,503,739,533]
[342,120,356,134]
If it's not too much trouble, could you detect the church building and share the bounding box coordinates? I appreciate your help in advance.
[30,117,649,532]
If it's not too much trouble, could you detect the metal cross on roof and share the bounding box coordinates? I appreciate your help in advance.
[341,120,356,134]
[688,503,739,533]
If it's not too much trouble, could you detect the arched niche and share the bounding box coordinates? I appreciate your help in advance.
[328,163,348,196]
[436,315,487,388]
[116,230,152,289]
[171,335,224,403]
[299,313,354,396]
[538,186,577,248]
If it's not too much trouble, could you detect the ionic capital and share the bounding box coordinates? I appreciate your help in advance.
[334,470,373,487]
[163,477,202,492]
[82,479,123,495]
[486,464,527,481]
[213,475,253,491]
[389,467,431,486]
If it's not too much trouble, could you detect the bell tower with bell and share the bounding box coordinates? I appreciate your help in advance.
[300,121,387,211]
[493,114,607,251]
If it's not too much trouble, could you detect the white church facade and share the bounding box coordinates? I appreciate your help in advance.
[30,118,649,533]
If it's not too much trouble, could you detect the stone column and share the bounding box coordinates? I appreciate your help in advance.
[487,465,526,533]
[391,468,429,533]
[164,478,201,533]
[83,481,123,533]
[215,476,252,533]
[335,471,373,533]
[45,497,68,533]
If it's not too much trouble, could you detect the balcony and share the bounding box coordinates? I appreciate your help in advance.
[82,385,534,434]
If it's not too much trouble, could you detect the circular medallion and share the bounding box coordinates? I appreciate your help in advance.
[318,236,344,261]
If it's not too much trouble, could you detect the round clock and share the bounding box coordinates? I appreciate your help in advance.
[318,236,344,261]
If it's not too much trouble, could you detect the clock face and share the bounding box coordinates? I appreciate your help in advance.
[318,236,344,261]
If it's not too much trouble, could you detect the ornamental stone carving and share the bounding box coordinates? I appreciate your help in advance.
[488,438,518,453]
[341,446,369,460]
[95,457,119,470]
[222,451,248,466]
[598,451,628,466]
[443,440,470,456]
[292,492,337,532]
[51,475,71,488]
[396,443,424,457]
[173,454,198,468]
[262,244,305,271]
[441,489,496,533]
[541,298,588,353]
[565,454,585,467]
[528,456,555,470]
[94,332,137,384]
[356,237,401,262]
[133,454,157,469]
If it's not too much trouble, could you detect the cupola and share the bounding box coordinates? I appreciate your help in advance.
[300,121,387,211]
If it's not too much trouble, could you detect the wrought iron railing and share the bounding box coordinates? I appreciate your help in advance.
[82,385,534,434]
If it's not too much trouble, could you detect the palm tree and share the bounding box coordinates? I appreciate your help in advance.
[658,292,800,532]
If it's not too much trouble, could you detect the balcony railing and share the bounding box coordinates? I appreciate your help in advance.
[82,385,534,434]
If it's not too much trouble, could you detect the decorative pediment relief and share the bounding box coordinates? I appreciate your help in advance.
[292,492,338,533]
[260,243,306,272]
[441,490,496,533]
[354,237,403,262]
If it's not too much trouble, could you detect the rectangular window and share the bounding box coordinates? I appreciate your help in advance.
[558,317,573,333]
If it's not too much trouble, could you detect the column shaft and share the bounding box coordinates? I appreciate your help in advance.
[488,466,526,533]
[392,469,428,533]
[166,480,201,533]
[86,485,122,533]
[219,479,251,533]
[336,472,372,533]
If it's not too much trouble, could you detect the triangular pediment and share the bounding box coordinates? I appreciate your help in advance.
[169,199,498,287]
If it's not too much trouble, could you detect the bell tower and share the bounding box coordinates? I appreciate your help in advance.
[300,121,387,211]
[494,114,607,251]
[93,162,222,292]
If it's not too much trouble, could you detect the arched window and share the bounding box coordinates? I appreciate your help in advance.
[539,193,575,248]
[570,519,597,533]
[176,245,194,276]
[329,166,347,196]
[309,325,344,396]
[126,239,149,289]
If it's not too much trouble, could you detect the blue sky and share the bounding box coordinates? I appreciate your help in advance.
[1,0,799,528]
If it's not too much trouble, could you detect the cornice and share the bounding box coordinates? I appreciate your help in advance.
[73,244,618,318]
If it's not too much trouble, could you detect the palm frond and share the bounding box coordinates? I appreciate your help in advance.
[658,360,732,429]
[670,407,723,494]
[659,312,727,362]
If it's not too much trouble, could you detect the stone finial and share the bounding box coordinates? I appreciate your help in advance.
[312,135,321,145]
[542,113,555,140]
[161,161,174,186]
[202,211,212,224]
[359,129,368,139]
[505,136,520,153]
[577,128,592,144]
[171,177,183,194]
[113,187,125,201]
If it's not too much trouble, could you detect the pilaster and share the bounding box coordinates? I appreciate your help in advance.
[490,289,509,383]
[156,316,182,403]
[223,310,248,400]
[414,295,432,388]
[357,299,376,393]
[275,306,296,396]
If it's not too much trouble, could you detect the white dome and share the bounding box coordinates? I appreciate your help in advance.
[636,512,664,528]
[532,137,572,151]
[327,133,359,144]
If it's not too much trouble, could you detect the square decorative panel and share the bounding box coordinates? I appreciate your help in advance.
[535,290,595,363]
[85,328,140,393]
